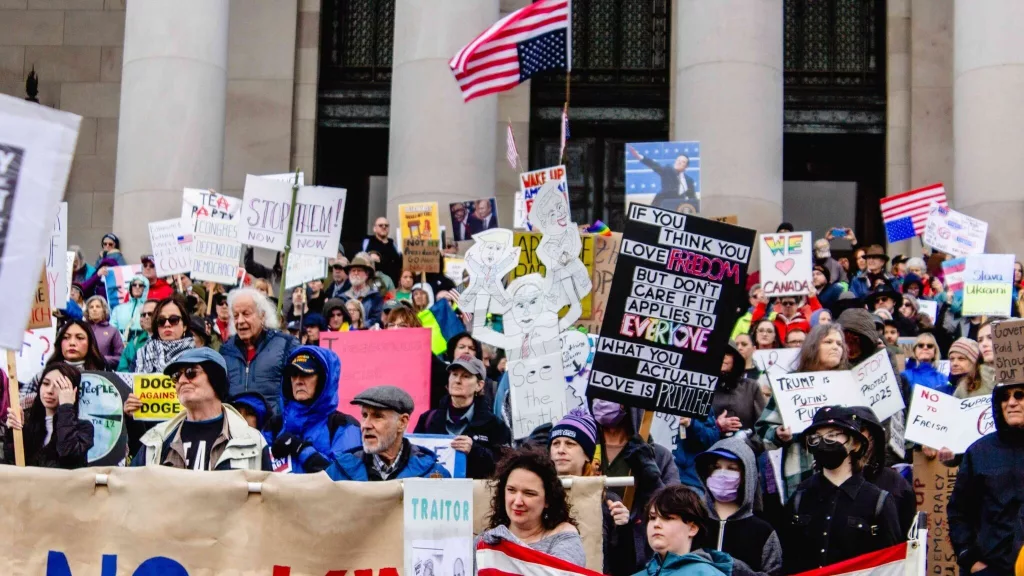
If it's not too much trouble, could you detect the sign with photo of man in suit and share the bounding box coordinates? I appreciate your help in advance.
[449,198,498,242]
[625,141,701,214]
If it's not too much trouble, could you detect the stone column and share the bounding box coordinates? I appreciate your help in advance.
[886,0,914,257]
[387,0,499,237]
[672,0,783,237]
[954,0,1024,256]
[113,0,230,260]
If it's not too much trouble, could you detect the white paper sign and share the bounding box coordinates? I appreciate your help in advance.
[2,324,57,383]
[284,252,326,289]
[963,253,1014,317]
[65,251,74,299]
[148,218,192,276]
[403,480,474,576]
[181,188,240,223]
[905,385,993,453]
[263,172,304,187]
[239,175,347,258]
[46,202,68,309]
[507,352,568,439]
[561,331,594,411]
[759,232,813,297]
[513,191,527,230]
[406,434,467,478]
[918,300,938,325]
[923,204,988,257]
[0,94,81,350]
[443,256,466,285]
[767,370,855,433]
[753,348,800,375]
[850,349,906,422]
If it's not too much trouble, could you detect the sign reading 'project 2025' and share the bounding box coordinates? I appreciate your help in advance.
[587,204,755,418]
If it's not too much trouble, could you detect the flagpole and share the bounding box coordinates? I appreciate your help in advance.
[509,116,524,173]
[276,169,301,316]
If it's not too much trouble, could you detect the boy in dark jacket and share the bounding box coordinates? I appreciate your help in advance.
[264,346,361,473]
[413,355,510,478]
[849,407,916,537]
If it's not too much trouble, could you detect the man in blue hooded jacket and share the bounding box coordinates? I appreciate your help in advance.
[326,385,449,481]
[264,346,361,473]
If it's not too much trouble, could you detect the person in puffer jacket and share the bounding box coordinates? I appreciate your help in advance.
[696,434,783,576]
[901,332,953,395]
[263,346,361,473]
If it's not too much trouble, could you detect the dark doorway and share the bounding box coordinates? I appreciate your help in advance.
[315,127,389,247]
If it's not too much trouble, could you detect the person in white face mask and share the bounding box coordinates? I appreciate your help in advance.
[696,435,783,576]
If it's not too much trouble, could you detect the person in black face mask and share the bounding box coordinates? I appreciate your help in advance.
[781,406,901,574]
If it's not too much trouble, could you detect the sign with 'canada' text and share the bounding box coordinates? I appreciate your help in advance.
[758,232,812,297]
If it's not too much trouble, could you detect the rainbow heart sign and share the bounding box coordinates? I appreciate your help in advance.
[760,232,813,298]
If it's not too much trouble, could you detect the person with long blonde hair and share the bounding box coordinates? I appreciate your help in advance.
[902,332,950,394]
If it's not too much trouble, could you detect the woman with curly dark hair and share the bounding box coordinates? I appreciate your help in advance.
[478,448,586,566]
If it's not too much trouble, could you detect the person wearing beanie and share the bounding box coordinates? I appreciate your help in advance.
[132,347,271,471]
[300,312,327,346]
[713,342,767,433]
[414,354,510,479]
[264,346,361,474]
[949,337,991,401]
[776,222,794,233]
[813,263,846,309]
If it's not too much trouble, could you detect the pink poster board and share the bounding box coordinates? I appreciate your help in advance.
[319,328,432,425]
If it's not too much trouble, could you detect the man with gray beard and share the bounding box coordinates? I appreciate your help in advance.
[325,386,449,481]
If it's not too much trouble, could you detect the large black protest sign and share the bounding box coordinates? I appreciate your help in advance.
[587,204,755,418]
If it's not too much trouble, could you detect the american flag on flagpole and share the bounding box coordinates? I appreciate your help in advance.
[477,538,604,576]
[879,183,948,243]
[506,121,520,170]
[559,106,570,160]
[449,0,571,103]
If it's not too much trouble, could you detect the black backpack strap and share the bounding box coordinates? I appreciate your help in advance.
[870,489,890,536]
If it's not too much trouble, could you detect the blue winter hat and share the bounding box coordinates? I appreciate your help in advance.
[301,312,327,330]
[163,347,230,401]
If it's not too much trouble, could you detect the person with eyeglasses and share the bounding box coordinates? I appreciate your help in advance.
[901,333,952,395]
[750,287,822,347]
[948,382,1024,576]
[324,253,350,299]
[111,274,149,335]
[781,406,900,574]
[117,299,160,372]
[94,233,126,268]
[132,348,270,470]
[140,255,174,302]
[339,254,385,328]
[361,217,403,285]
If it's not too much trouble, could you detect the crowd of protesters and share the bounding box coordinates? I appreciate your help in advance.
[4,219,1024,576]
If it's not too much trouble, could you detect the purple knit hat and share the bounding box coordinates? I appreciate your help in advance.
[549,407,599,460]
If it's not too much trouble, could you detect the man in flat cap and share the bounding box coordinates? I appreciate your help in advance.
[325,385,450,481]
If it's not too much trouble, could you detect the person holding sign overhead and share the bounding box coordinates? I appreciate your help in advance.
[4,363,93,469]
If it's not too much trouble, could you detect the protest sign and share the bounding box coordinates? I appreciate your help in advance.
[3,324,56,383]
[904,385,993,453]
[710,215,739,224]
[896,337,917,360]
[449,198,498,242]
[404,479,474,576]
[0,467,606,573]
[406,434,467,478]
[65,251,74,298]
[284,252,327,289]
[850,349,905,422]
[625,141,701,213]
[80,371,131,466]
[752,348,800,375]
[103,264,141,307]
[942,257,966,295]
[562,330,595,411]
[758,232,813,297]
[767,370,855,433]
[404,239,442,274]
[888,410,906,459]
[509,232,595,318]
[0,94,81,351]
[649,411,683,455]
[923,204,987,257]
[320,328,432,427]
[587,205,755,417]
[575,232,621,334]
[239,175,348,258]
[518,165,566,231]
[263,171,305,186]
[918,299,938,325]
[132,374,182,422]
[963,253,1013,317]
[992,319,1024,385]
[507,353,568,439]
[148,218,192,276]
[181,188,242,284]
[399,202,441,243]
[46,202,68,309]
[513,191,527,229]
[28,269,51,330]
[182,188,241,222]
[912,452,959,576]
[444,256,466,285]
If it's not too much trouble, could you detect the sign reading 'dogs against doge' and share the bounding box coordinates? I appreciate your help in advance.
[132,374,182,422]
[587,205,755,418]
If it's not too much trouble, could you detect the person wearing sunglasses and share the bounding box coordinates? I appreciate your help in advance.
[361,217,403,285]
[948,383,1024,576]
[132,347,270,471]
[902,333,952,395]
[94,233,126,269]
[750,287,823,348]
[140,255,174,302]
[111,274,149,335]
[131,296,196,374]
[117,299,159,372]
[781,406,900,574]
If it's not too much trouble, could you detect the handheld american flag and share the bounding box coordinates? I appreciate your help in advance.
[507,121,520,170]
[450,0,571,103]
[879,183,948,243]
[477,538,602,576]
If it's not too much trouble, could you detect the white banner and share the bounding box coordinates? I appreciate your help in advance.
[46,202,68,309]
[239,175,347,258]
[403,479,474,576]
[923,203,987,257]
[148,218,192,276]
[0,94,81,350]
[758,232,813,297]
[905,385,993,453]
[284,252,327,289]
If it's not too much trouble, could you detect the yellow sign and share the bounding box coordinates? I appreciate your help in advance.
[133,374,183,422]
[398,202,440,242]
[508,232,595,318]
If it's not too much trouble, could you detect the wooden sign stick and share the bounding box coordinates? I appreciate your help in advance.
[6,350,25,467]
[622,410,654,509]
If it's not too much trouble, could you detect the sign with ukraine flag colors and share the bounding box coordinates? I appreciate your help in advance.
[759,232,812,297]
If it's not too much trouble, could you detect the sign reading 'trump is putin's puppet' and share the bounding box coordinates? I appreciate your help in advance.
[587,205,755,418]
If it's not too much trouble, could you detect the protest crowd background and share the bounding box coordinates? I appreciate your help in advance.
[3,1,1024,576]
